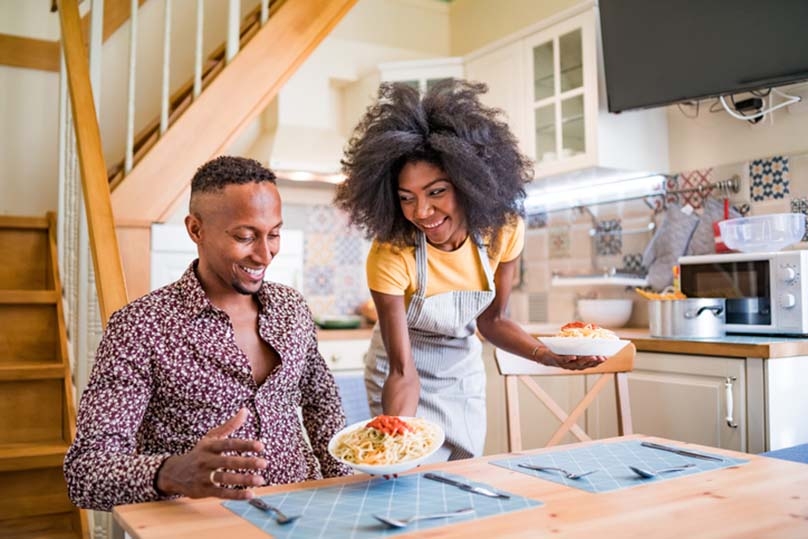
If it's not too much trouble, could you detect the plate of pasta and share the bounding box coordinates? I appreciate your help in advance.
[328,415,445,475]
[540,321,630,357]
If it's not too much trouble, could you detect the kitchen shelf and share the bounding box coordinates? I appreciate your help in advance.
[551,274,648,287]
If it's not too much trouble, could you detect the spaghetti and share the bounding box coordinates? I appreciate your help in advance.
[556,321,618,340]
[332,416,441,466]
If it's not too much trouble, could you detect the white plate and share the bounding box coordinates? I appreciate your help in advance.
[540,337,630,357]
[327,416,445,476]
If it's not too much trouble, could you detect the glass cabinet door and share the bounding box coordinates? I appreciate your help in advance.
[528,20,588,168]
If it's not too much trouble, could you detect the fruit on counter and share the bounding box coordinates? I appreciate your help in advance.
[634,288,686,300]
[357,298,378,323]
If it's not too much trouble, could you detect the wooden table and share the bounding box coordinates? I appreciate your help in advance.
[113,435,808,538]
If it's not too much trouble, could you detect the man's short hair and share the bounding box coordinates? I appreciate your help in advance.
[190,156,276,195]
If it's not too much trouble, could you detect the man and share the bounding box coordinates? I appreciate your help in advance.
[64,156,352,511]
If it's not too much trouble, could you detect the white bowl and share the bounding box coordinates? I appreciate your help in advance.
[576,299,633,328]
[718,213,806,253]
[540,336,631,357]
[327,416,445,476]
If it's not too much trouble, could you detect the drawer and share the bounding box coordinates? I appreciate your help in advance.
[318,339,368,371]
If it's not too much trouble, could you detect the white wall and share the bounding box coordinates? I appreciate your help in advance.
[0,0,258,217]
[666,84,808,172]
[0,0,63,39]
[99,0,259,167]
[449,0,580,55]
[0,66,59,215]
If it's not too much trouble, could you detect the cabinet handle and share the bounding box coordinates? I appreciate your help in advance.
[724,376,738,428]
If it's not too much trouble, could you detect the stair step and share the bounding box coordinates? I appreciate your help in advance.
[0,512,81,539]
[0,219,52,290]
[0,466,74,520]
[0,290,58,304]
[0,364,65,381]
[0,215,49,229]
[0,378,65,445]
[0,301,59,364]
[0,442,70,472]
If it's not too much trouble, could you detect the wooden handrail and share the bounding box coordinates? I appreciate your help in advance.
[57,0,129,325]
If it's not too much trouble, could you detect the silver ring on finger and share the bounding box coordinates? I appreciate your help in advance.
[209,469,219,486]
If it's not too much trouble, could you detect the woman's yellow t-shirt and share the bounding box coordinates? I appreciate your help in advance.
[366,218,525,307]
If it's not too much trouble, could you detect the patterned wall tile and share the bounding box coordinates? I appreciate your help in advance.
[333,265,367,307]
[677,168,713,209]
[306,297,336,318]
[790,198,808,242]
[527,292,549,323]
[333,235,363,265]
[750,156,790,201]
[304,265,334,296]
[664,175,680,208]
[305,232,335,266]
[594,219,622,256]
[621,253,646,275]
[307,205,338,232]
[548,225,571,259]
[527,211,549,229]
[291,204,372,316]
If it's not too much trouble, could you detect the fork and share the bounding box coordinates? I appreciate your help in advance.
[518,464,598,480]
[372,507,475,528]
[248,498,301,524]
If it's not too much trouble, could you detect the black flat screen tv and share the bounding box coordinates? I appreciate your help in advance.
[599,0,808,113]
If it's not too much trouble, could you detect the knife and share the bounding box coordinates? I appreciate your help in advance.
[423,472,510,499]
[641,441,724,462]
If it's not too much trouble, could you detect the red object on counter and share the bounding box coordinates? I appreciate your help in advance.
[713,198,732,253]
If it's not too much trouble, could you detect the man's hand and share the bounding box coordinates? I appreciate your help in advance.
[155,408,267,500]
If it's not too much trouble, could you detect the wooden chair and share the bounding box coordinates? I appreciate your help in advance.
[494,342,635,450]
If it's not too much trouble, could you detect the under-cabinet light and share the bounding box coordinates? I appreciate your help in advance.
[524,174,666,212]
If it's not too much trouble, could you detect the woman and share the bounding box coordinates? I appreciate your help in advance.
[334,79,604,460]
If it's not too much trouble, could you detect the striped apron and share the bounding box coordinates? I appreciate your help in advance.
[365,232,496,460]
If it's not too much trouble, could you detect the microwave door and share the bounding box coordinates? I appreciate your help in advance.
[680,260,772,326]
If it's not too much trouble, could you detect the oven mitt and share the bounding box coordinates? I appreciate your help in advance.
[642,203,699,290]
[686,198,741,256]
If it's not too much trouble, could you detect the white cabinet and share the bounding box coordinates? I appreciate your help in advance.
[318,337,372,425]
[378,57,464,94]
[463,5,668,181]
[524,10,596,175]
[590,352,746,452]
[482,342,587,455]
[465,40,529,159]
[483,344,748,455]
[318,338,368,372]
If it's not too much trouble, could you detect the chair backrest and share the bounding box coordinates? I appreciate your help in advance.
[493,342,635,451]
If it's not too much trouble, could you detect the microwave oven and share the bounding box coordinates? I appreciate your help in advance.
[679,250,808,336]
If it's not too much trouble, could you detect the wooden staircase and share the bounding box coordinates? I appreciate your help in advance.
[106,0,288,189]
[0,214,88,539]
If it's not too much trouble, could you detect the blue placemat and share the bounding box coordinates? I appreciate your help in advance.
[491,439,748,493]
[223,472,541,538]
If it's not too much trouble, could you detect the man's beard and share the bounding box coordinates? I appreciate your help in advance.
[232,280,258,295]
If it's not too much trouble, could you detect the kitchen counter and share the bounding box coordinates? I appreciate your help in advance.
[316,327,373,341]
[317,324,808,358]
[522,323,808,359]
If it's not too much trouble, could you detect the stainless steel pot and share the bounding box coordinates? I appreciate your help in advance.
[648,298,726,338]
